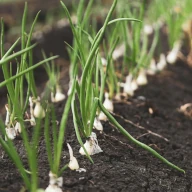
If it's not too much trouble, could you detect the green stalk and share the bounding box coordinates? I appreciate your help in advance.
[95,56,100,98]
[44,107,53,171]
[77,0,85,26]
[71,98,93,163]
[54,79,76,174]
[82,17,141,112]
[0,18,4,56]
[30,118,44,191]
[84,52,98,135]
[0,56,58,88]
[121,20,129,80]
[51,106,58,167]
[0,44,36,66]
[1,21,20,113]
[22,46,36,115]
[107,38,119,98]
[99,38,118,102]
[20,2,28,108]
[81,0,94,28]
[142,27,159,68]
[80,0,117,134]
[24,12,41,99]
[58,164,69,177]
[137,32,148,68]
[1,38,20,60]
[87,97,98,136]
[60,1,85,64]
[93,18,141,50]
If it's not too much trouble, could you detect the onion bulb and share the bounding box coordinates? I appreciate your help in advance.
[136,70,148,86]
[67,143,79,170]
[157,54,167,71]
[34,102,45,119]
[79,132,102,155]
[166,41,181,64]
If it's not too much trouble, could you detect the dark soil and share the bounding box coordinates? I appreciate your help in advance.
[0,58,192,192]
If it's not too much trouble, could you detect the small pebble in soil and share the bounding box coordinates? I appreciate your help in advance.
[137,96,146,101]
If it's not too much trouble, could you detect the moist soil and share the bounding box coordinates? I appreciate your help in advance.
[0,59,192,192]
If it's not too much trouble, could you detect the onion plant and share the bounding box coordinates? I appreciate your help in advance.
[61,0,185,173]
[42,52,66,103]
[0,3,58,191]
[118,1,159,76]
[105,0,160,97]
[147,0,192,51]
[1,4,57,127]
[43,79,76,192]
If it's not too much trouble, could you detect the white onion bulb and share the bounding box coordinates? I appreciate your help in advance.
[34,102,45,119]
[157,54,167,71]
[51,86,66,103]
[15,122,22,134]
[98,111,108,121]
[136,70,148,86]
[147,59,157,75]
[101,57,107,66]
[93,117,103,131]
[79,132,102,155]
[103,92,113,112]
[45,185,62,192]
[5,127,16,141]
[112,44,125,60]
[67,143,79,170]
[144,24,153,35]
[123,82,134,96]
[45,172,63,192]
[166,41,181,64]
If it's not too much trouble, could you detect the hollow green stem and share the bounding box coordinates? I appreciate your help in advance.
[0,55,58,88]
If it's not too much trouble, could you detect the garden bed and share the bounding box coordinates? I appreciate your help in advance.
[0,1,192,192]
[0,54,192,192]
